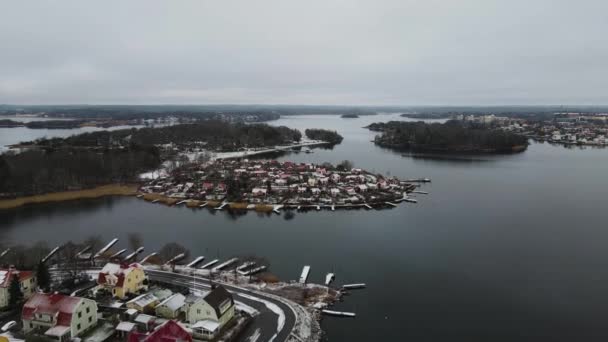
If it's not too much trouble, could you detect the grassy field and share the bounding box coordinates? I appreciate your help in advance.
[0,184,139,210]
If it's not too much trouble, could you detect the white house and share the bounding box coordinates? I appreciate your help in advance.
[0,268,36,309]
[22,293,98,341]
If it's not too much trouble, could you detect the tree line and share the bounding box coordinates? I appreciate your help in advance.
[368,120,528,153]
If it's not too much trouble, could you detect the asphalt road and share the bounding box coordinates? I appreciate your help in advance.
[146,269,297,342]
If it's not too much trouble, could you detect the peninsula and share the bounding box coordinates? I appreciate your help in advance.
[139,159,422,212]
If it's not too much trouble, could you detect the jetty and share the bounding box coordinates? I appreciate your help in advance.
[273,205,284,214]
[215,202,228,210]
[200,259,219,269]
[325,273,335,286]
[140,252,158,264]
[94,238,118,258]
[411,190,429,195]
[238,265,266,276]
[342,283,366,290]
[299,265,311,284]
[198,202,208,208]
[385,202,398,207]
[212,258,238,271]
[110,249,126,259]
[322,310,356,318]
[404,178,431,183]
[176,200,189,206]
[186,256,205,268]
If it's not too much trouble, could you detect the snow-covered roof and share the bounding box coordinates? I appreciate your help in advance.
[116,321,137,332]
[157,293,186,311]
[128,293,158,308]
[45,325,71,337]
[192,320,220,333]
[134,314,155,324]
[125,308,138,316]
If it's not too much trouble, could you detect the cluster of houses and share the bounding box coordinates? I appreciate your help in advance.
[140,159,412,206]
[12,262,237,342]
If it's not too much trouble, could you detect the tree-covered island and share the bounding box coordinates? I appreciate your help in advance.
[367,121,528,153]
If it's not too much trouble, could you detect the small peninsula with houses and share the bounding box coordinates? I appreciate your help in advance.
[138,159,425,212]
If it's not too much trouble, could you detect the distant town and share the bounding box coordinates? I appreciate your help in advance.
[449,113,608,147]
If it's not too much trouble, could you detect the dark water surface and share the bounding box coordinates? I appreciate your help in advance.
[2,114,608,341]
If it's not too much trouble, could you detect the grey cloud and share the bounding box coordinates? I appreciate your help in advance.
[0,0,607,105]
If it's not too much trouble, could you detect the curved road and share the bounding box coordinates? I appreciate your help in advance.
[138,270,297,342]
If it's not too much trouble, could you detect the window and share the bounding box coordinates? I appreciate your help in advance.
[78,312,82,318]
[88,317,92,323]
[77,324,81,330]
[197,309,201,314]
[86,307,90,314]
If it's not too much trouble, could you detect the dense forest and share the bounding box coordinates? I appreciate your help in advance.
[28,121,302,151]
[1,122,305,198]
[304,129,344,144]
[0,144,161,197]
[368,121,528,153]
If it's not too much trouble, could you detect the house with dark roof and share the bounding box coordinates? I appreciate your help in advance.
[97,262,147,299]
[183,286,235,339]
[22,293,98,341]
[0,267,36,309]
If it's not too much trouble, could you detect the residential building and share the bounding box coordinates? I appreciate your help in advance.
[22,293,98,341]
[0,268,36,309]
[128,320,192,342]
[183,286,235,339]
[97,262,147,299]
[127,293,159,314]
[155,293,185,319]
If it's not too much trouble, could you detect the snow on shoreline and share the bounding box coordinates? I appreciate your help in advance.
[138,140,328,180]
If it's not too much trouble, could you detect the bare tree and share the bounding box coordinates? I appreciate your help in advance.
[127,233,143,251]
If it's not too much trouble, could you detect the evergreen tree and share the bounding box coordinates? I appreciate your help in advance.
[36,261,51,292]
[8,274,23,308]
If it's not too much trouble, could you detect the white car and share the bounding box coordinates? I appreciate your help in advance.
[1,321,16,332]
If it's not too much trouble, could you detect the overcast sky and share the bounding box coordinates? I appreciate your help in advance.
[0,0,606,105]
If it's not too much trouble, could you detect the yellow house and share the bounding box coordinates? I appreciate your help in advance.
[96,263,146,299]
[0,268,36,309]
[184,286,235,339]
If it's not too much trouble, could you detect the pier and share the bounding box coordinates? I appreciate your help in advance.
[186,256,205,268]
[322,310,356,318]
[299,265,311,284]
[200,259,219,269]
[341,283,366,290]
[214,202,228,210]
[325,273,335,286]
[212,258,238,271]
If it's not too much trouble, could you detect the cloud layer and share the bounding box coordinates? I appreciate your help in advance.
[1,0,606,105]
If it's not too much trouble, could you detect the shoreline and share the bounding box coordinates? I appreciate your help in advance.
[0,184,139,210]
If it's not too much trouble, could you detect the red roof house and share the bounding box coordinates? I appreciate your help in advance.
[128,320,192,342]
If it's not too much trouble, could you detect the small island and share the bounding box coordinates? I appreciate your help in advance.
[304,128,344,144]
[341,114,359,118]
[368,120,528,153]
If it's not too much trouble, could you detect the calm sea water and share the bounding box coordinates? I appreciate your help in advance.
[2,114,608,341]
